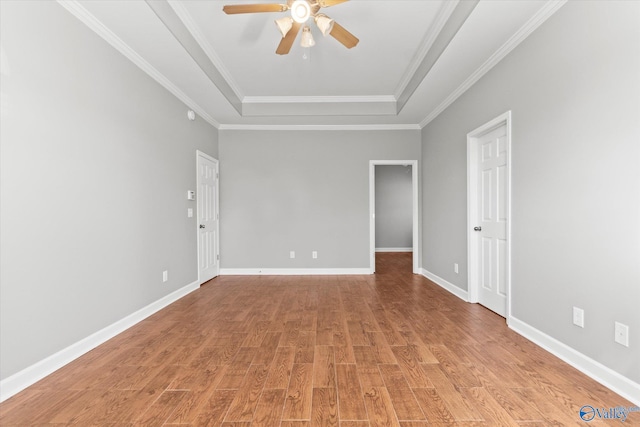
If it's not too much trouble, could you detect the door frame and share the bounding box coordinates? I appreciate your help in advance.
[196,150,220,284]
[369,160,420,274]
[467,111,512,320]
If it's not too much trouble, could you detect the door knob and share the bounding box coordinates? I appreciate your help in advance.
[199,224,205,229]
[473,226,482,231]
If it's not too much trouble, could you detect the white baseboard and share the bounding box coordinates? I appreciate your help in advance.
[508,316,640,406]
[418,268,640,405]
[375,248,413,253]
[0,280,200,403]
[420,268,469,301]
[220,268,371,275]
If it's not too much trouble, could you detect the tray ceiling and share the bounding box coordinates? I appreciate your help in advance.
[60,0,566,128]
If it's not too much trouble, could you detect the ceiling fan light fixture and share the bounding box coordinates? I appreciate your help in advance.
[291,0,311,23]
[275,16,294,37]
[314,14,334,36]
[300,26,315,47]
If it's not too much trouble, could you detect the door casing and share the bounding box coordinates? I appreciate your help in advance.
[467,111,512,321]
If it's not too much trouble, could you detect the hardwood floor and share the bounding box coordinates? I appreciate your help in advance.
[0,253,634,425]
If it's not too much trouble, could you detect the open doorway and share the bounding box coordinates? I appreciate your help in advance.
[369,160,419,274]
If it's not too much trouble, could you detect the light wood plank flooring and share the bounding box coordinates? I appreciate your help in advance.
[0,253,634,425]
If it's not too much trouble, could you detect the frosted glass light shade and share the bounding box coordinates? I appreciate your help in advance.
[275,16,294,37]
[291,0,311,23]
[314,14,334,36]
[300,26,315,47]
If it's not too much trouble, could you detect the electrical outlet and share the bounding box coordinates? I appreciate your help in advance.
[573,307,584,328]
[290,251,295,259]
[162,270,168,283]
[312,251,318,259]
[615,322,629,347]
[454,263,459,274]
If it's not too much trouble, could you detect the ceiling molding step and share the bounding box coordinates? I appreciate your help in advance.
[144,0,243,115]
[393,0,459,100]
[56,0,220,128]
[419,0,568,129]
[219,124,421,131]
[166,0,244,100]
[243,95,397,105]
[241,98,398,117]
[396,0,479,114]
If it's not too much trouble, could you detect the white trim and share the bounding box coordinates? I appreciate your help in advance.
[419,0,567,128]
[243,95,396,105]
[56,0,567,131]
[370,161,420,274]
[467,111,512,318]
[218,124,421,131]
[420,268,469,302]
[509,316,640,407]
[56,0,220,129]
[0,280,199,403]
[467,122,478,304]
[167,0,244,100]
[394,0,459,99]
[375,248,413,253]
[220,268,370,276]
[196,151,220,284]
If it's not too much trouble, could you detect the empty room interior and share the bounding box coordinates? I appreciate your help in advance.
[1,0,639,425]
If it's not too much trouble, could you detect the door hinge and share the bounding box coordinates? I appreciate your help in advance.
[216,254,220,261]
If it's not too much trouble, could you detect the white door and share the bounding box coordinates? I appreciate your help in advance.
[197,152,219,283]
[469,120,509,317]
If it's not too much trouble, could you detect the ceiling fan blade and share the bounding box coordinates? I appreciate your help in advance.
[330,21,359,49]
[276,21,302,55]
[318,0,349,7]
[223,4,288,14]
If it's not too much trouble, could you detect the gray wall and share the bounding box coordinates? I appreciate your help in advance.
[375,165,413,250]
[421,1,639,383]
[219,130,420,269]
[0,1,218,380]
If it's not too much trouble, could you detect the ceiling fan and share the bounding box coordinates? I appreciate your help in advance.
[222,0,359,55]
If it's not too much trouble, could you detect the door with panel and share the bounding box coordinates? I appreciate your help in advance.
[473,124,508,316]
[197,152,219,283]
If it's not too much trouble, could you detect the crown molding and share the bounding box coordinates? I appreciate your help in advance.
[144,0,242,114]
[218,124,421,131]
[394,0,459,100]
[167,0,244,100]
[396,0,479,114]
[243,95,396,104]
[241,95,398,117]
[419,0,568,128]
[58,0,567,132]
[56,0,220,128]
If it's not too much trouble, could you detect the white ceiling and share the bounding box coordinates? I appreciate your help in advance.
[61,0,566,129]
